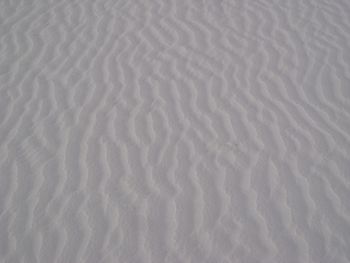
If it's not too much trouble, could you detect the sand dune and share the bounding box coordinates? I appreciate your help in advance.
[1,0,350,262]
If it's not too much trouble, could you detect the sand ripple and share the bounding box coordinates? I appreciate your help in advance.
[1,0,350,262]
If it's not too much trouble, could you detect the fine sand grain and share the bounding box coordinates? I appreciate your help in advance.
[1,0,350,262]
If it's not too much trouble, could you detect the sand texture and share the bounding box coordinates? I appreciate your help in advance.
[1,0,350,262]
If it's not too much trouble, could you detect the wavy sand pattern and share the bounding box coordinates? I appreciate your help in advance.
[1,0,350,262]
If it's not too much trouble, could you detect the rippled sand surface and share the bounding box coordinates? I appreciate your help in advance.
[1,0,350,262]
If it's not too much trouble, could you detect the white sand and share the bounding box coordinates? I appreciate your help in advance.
[1,0,350,262]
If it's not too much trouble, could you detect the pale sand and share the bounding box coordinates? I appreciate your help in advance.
[1,0,350,262]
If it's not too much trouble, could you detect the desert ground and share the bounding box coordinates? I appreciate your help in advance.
[1,0,350,262]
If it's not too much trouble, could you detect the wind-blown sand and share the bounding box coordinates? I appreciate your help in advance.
[1,0,350,262]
